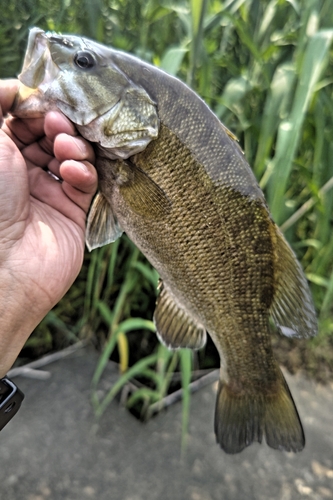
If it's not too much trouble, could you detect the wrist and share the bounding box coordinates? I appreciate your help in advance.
[0,268,49,377]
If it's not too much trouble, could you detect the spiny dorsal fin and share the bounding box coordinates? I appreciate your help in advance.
[270,227,317,338]
[118,160,172,219]
[86,192,123,251]
[154,282,206,350]
[221,123,239,143]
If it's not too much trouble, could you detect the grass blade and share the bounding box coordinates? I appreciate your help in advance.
[95,353,159,417]
[179,349,192,455]
[268,29,333,223]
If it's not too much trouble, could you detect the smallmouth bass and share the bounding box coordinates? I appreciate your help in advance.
[13,28,318,454]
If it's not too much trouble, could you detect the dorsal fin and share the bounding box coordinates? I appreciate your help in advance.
[270,227,317,338]
[154,282,206,350]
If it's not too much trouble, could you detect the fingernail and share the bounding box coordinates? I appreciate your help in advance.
[71,136,87,156]
[76,161,88,173]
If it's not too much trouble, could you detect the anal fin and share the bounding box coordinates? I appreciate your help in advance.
[154,283,206,350]
[270,227,317,338]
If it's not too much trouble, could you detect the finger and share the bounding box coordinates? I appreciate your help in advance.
[28,159,97,219]
[29,167,86,226]
[60,159,97,195]
[41,113,94,158]
[3,110,74,151]
[23,112,77,156]
[3,115,45,149]
[44,111,77,140]
[54,134,95,164]
[60,160,98,213]
[20,116,95,162]
[42,157,96,186]
[48,158,62,179]
[21,141,54,168]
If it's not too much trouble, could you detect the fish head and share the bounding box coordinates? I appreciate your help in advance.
[13,28,159,158]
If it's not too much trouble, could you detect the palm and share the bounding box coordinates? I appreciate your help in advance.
[0,88,97,375]
[1,112,94,303]
[12,198,84,310]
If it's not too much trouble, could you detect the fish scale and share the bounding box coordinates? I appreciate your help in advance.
[116,125,275,379]
[13,28,317,454]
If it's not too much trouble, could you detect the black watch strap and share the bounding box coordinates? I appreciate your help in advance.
[0,377,24,431]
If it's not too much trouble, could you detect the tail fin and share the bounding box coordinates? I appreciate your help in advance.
[214,370,304,454]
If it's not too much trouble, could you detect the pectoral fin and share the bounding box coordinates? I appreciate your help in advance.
[86,192,123,251]
[154,282,206,349]
[270,228,317,338]
[118,160,172,219]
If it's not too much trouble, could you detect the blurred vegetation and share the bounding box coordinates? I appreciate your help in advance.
[1,0,333,420]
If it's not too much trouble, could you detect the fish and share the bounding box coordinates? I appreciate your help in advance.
[13,27,318,454]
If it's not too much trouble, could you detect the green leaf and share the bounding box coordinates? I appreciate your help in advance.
[255,63,295,181]
[160,46,188,76]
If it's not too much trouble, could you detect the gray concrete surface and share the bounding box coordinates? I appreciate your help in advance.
[0,346,332,500]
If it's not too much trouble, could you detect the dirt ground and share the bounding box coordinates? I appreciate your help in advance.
[273,335,333,384]
[0,346,332,500]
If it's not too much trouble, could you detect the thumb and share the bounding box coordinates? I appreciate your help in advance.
[0,80,20,124]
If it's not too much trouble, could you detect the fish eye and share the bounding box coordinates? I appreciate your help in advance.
[74,51,96,69]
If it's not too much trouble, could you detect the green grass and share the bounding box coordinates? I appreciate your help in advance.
[2,0,333,447]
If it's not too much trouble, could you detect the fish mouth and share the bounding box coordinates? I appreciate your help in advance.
[19,28,88,89]
[19,28,59,90]
[12,28,66,118]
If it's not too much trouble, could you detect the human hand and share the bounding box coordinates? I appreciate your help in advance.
[0,79,98,376]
